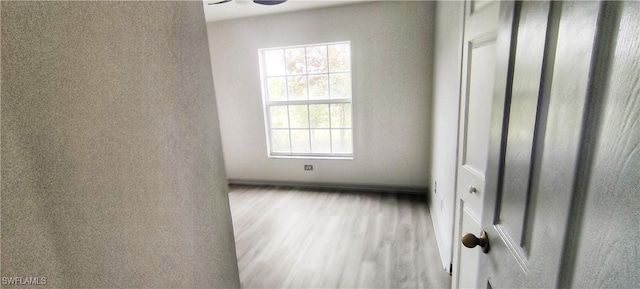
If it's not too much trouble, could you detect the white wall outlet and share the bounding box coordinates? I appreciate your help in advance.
[434,180,438,194]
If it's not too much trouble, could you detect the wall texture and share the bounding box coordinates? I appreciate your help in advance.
[429,1,464,270]
[1,2,240,287]
[207,2,434,189]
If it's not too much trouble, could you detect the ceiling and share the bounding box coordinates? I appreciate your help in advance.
[203,0,365,22]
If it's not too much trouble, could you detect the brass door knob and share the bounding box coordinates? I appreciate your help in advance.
[461,230,490,253]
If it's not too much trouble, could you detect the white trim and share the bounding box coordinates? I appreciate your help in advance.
[268,98,351,106]
[268,152,354,160]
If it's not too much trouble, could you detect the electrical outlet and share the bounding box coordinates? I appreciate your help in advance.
[304,165,313,171]
[434,180,438,194]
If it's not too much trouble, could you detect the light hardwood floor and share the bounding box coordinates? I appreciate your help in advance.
[228,185,451,288]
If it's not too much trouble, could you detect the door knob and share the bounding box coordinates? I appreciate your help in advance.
[468,186,477,193]
[461,230,490,253]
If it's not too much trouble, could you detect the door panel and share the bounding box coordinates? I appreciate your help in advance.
[454,201,481,289]
[463,38,496,178]
[452,1,499,288]
[480,1,546,273]
[494,0,549,259]
[471,0,493,15]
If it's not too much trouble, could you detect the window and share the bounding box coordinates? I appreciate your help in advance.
[259,42,353,158]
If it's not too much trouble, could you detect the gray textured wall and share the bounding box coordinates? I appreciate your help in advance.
[1,2,240,288]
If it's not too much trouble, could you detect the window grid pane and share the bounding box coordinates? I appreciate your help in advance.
[269,105,289,128]
[285,48,307,75]
[265,50,285,76]
[287,76,308,101]
[330,103,352,128]
[271,129,291,152]
[311,129,331,153]
[309,104,330,128]
[291,129,311,153]
[262,42,352,157]
[308,74,329,100]
[267,77,287,101]
[289,105,309,128]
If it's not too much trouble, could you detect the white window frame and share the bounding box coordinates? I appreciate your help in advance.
[259,41,354,159]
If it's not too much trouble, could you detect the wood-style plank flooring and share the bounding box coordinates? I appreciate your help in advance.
[228,185,451,288]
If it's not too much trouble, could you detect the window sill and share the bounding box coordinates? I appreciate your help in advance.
[268,155,354,160]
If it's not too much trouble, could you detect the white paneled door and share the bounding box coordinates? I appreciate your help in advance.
[452,1,500,288]
[454,1,640,288]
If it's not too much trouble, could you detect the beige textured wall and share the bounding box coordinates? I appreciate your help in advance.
[1,2,240,288]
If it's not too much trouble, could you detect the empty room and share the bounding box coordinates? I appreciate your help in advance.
[206,1,447,287]
[2,0,638,288]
